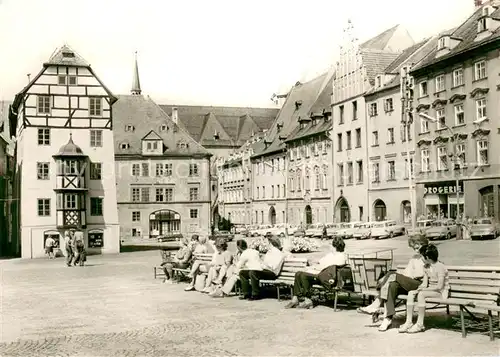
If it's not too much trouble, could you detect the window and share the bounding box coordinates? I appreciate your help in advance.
[478,16,487,32]
[64,194,77,209]
[369,103,378,116]
[68,76,77,85]
[476,98,487,121]
[387,128,395,143]
[337,133,342,151]
[437,147,448,170]
[132,211,140,222]
[89,97,103,116]
[262,186,266,198]
[453,68,464,87]
[296,171,301,191]
[120,143,130,150]
[90,130,103,147]
[322,166,328,190]
[37,162,49,180]
[438,37,447,50]
[435,75,445,92]
[477,139,489,166]
[355,128,361,148]
[90,162,102,179]
[371,162,380,183]
[356,160,363,183]
[131,188,140,202]
[404,157,414,178]
[339,105,344,124]
[165,163,172,176]
[155,188,165,202]
[155,163,164,176]
[421,149,430,172]
[190,209,198,219]
[384,98,394,112]
[474,61,486,80]
[346,131,352,150]
[190,187,199,201]
[125,125,135,132]
[38,128,50,145]
[347,162,353,184]
[132,164,140,176]
[90,197,103,216]
[257,186,260,198]
[456,143,466,168]
[132,228,142,237]
[420,118,429,133]
[337,164,344,186]
[189,164,198,176]
[387,161,395,180]
[165,188,173,201]
[436,109,446,129]
[454,104,465,125]
[37,198,50,216]
[141,163,149,177]
[58,75,66,85]
[314,167,321,190]
[352,101,358,120]
[37,96,51,114]
[271,185,274,198]
[372,131,379,146]
[140,187,150,202]
[419,81,428,97]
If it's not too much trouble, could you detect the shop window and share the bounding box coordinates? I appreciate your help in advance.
[480,186,494,217]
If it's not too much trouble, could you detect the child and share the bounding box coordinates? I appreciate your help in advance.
[399,244,449,333]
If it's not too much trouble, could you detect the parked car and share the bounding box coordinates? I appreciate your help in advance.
[305,223,325,238]
[370,220,404,239]
[233,224,249,236]
[210,230,235,242]
[336,222,362,239]
[286,224,299,236]
[425,219,457,240]
[354,222,374,240]
[267,223,288,237]
[249,225,272,237]
[469,217,499,240]
[407,219,434,237]
[325,223,341,238]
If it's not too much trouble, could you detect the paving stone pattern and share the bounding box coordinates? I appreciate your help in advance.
[0,236,498,356]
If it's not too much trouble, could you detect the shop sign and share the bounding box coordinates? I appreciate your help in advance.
[88,231,104,248]
[424,181,463,195]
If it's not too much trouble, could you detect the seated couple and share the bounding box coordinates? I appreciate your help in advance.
[358,236,449,333]
[285,236,347,309]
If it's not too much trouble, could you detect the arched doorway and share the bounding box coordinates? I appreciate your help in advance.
[305,205,313,225]
[373,199,387,221]
[401,200,411,224]
[269,206,277,225]
[149,209,181,238]
[335,197,350,223]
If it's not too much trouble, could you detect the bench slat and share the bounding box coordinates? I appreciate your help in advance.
[449,279,500,287]
[450,284,500,294]
[449,292,498,302]
[449,271,500,280]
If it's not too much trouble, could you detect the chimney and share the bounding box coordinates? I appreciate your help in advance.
[172,107,178,124]
[475,0,484,8]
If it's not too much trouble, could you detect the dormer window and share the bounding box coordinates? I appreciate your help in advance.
[376,75,383,88]
[483,6,490,17]
[295,100,303,110]
[125,125,135,132]
[120,143,130,150]
[478,17,487,32]
[62,51,75,58]
[159,124,168,132]
[437,37,448,50]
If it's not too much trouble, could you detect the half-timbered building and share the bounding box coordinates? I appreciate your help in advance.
[9,45,120,259]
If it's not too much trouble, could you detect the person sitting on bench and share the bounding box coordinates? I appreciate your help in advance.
[200,238,233,293]
[161,237,193,284]
[285,236,346,309]
[357,235,429,331]
[239,236,285,300]
[399,244,449,334]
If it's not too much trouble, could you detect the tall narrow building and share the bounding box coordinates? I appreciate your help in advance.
[9,45,120,258]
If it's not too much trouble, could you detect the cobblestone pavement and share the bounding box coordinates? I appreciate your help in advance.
[0,236,498,356]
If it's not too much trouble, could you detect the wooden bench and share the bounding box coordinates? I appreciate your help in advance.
[153,252,213,280]
[390,265,500,340]
[171,253,213,282]
[259,257,308,301]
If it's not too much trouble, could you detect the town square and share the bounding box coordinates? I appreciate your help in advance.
[1,0,500,355]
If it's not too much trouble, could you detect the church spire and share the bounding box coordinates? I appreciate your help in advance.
[131,51,142,95]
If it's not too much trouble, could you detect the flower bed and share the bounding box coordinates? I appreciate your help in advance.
[249,237,270,254]
[249,236,319,254]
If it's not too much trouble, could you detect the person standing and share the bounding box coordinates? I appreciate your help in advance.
[45,236,56,259]
[63,231,73,267]
[73,232,86,266]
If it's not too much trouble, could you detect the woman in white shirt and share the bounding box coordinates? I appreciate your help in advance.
[285,237,347,309]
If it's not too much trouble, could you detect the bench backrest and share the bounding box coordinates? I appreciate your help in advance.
[276,257,308,284]
[194,253,213,263]
[350,257,392,293]
[396,265,500,305]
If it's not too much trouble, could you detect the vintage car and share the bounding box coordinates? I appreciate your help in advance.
[267,223,288,237]
[336,222,362,239]
[469,217,499,240]
[325,223,341,238]
[425,219,457,240]
[233,224,249,236]
[370,220,406,239]
[209,230,235,242]
[354,222,374,240]
[248,225,272,237]
[407,219,434,237]
[305,223,325,238]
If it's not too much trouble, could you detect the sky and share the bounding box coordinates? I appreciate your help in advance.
[0,0,476,108]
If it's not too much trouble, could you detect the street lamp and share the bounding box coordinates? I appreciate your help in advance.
[418,113,463,220]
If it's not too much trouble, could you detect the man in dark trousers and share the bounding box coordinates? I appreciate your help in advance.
[239,236,285,300]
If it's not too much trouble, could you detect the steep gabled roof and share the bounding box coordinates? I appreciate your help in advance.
[413,5,500,72]
[160,105,278,147]
[361,50,400,86]
[361,25,400,50]
[113,95,210,157]
[44,44,90,67]
[252,71,334,158]
[142,130,162,141]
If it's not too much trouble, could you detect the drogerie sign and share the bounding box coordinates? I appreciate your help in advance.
[424,181,463,195]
